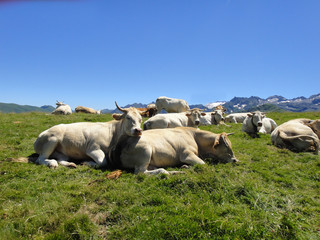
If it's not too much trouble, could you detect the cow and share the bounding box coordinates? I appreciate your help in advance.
[155,96,190,113]
[75,106,101,114]
[51,101,72,115]
[258,118,277,134]
[109,127,239,175]
[143,108,206,130]
[242,111,266,138]
[136,105,157,118]
[147,104,157,117]
[271,119,320,154]
[34,102,144,169]
[200,109,226,126]
[225,113,249,124]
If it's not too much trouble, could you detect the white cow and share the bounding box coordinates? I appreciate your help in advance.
[34,103,143,168]
[242,111,266,138]
[271,119,320,153]
[200,109,226,126]
[225,113,249,124]
[75,106,101,114]
[110,127,239,175]
[51,101,72,115]
[143,109,205,130]
[155,96,190,113]
[258,117,277,134]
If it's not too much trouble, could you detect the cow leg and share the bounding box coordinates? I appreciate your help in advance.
[36,141,59,168]
[84,149,107,168]
[141,168,184,175]
[50,152,77,168]
[180,151,205,165]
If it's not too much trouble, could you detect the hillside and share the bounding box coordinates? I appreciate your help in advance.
[0,103,55,113]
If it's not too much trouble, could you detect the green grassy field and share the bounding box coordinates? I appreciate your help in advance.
[0,112,319,239]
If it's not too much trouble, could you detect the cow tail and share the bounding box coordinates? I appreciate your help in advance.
[279,131,319,152]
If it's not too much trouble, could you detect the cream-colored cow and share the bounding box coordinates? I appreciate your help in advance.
[143,109,205,130]
[155,96,190,113]
[51,101,72,115]
[110,127,239,175]
[34,103,143,168]
[75,106,101,114]
[271,119,320,153]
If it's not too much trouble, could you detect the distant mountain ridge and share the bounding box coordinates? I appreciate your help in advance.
[0,103,55,113]
[221,93,320,113]
[1,93,320,113]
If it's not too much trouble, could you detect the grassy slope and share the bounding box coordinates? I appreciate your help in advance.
[0,103,54,113]
[0,112,319,239]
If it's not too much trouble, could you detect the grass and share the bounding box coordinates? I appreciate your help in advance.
[0,111,319,239]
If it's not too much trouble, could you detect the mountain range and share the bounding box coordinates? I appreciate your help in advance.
[1,93,320,113]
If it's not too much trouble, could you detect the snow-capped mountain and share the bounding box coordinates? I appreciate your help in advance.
[207,93,320,113]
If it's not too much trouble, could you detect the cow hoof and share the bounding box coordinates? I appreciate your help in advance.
[48,161,59,169]
[181,165,190,169]
[69,163,77,168]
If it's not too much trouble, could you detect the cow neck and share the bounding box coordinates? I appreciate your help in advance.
[251,116,258,133]
[194,130,216,158]
[212,115,217,125]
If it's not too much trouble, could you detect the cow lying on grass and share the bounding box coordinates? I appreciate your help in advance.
[34,102,143,168]
[271,119,320,154]
[143,109,206,130]
[109,127,239,175]
[75,106,101,114]
[51,101,72,115]
[242,111,277,138]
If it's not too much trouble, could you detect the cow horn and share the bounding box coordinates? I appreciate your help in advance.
[227,133,235,136]
[115,101,127,113]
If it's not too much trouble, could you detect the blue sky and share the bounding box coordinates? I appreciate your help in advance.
[0,0,319,110]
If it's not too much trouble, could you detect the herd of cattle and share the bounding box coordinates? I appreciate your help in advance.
[34,96,319,174]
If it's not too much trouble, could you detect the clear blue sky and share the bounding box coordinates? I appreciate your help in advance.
[1,0,319,110]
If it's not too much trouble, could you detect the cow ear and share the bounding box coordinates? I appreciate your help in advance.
[213,137,220,147]
[201,112,206,116]
[186,112,191,117]
[211,111,217,115]
[112,113,123,120]
[247,113,253,117]
[220,133,231,148]
[223,108,227,112]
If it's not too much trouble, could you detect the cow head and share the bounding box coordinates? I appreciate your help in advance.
[211,110,225,125]
[308,119,320,138]
[212,133,239,163]
[247,111,265,127]
[114,102,143,137]
[186,108,206,127]
[56,101,65,107]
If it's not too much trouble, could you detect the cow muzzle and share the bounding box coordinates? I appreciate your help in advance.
[133,128,142,136]
[195,120,200,126]
[257,122,262,127]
